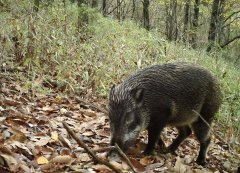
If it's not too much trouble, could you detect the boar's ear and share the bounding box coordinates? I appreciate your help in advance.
[131,88,144,106]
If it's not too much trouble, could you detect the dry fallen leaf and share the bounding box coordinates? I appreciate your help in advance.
[60,108,68,114]
[173,156,187,173]
[140,156,154,166]
[3,98,21,106]
[109,160,123,170]
[32,136,51,146]
[51,155,73,164]
[0,154,19,171]
[51,131,58,141]
[37,156,49,165]
[128,157,145,172]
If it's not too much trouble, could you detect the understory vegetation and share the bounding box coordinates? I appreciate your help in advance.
[1,0,239,146]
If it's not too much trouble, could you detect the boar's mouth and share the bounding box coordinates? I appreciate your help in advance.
[111,139,136,153]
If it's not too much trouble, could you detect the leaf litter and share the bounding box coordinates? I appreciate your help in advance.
[0,76,239,173]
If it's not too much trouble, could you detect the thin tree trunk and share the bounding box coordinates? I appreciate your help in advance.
[102,0,107,16]
[165,0,177,41]
[116,0,121,21]
[92,0,98,8]
[183,0,190,43]
[131,0,135,19]
[217,0,225,44]
[143,0,150,30]
[191,0,200,48]
[207,0,221,51]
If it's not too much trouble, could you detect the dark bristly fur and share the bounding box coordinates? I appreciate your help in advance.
[108,62,222,165]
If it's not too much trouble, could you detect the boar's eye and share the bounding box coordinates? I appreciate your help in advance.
[125,112,135,125]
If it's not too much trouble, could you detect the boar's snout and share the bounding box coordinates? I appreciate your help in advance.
[110,137,127,151]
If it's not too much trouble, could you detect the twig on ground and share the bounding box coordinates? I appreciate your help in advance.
[62,122,122,173]
[75,146,116,153]
[192,110,233,151]
[146,163,165,173]
[58,134,72,149]
[75,97,108,114]
[192,110,211,127]
[114,143,137,173]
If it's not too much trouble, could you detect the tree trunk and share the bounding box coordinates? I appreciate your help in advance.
[117,0,121,22]
[183,0,190,43]
[102,0,107,16]
[165,0,177,41]
[207,0,225,51]
[92,0,98,8]
[217,0,225,44]
[143,0,150,30]
[191,0,200,48]
[131,0,135,19]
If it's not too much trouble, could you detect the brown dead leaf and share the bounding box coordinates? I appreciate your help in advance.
[92,164,112,173]
[32,136,51,146]
[109,160,123,170]
[78,153,91,162]
[9,141,33,159]
[82,130,95,137]
[96,129,110,137]
[59,135,72,149]
[34,146,54,156]
[0,154,19,171]
[41,106,56,113]
[10,132,27,142]
[173,156,187,173]
[140,156,154,166]
[3,98,21,107]
[129,157,145,172]
[146,163,167,172]
[84,109,96,117]
[40,162,55,171]
[51,155,73,164]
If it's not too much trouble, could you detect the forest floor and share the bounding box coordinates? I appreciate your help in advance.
[0,72,239,173]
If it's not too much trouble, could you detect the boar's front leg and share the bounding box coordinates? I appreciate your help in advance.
[144,121,165,155]
[144,113,169,155]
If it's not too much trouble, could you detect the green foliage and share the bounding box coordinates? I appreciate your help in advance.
[0,0,239,132]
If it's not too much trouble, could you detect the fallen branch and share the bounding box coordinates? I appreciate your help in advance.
[62,122,122,173]
[75,97,108,114]
[114,143,137,173]
[58,135,72,149]
[75,146,116,153]
[192,110,211,128]
[192,110,233,151]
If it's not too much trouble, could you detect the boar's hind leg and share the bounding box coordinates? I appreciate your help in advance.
[192,117,212,166]
[163,126,192,153]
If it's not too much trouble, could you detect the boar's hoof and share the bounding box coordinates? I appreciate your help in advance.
[143,149,155,156]
[196,157,206,166]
